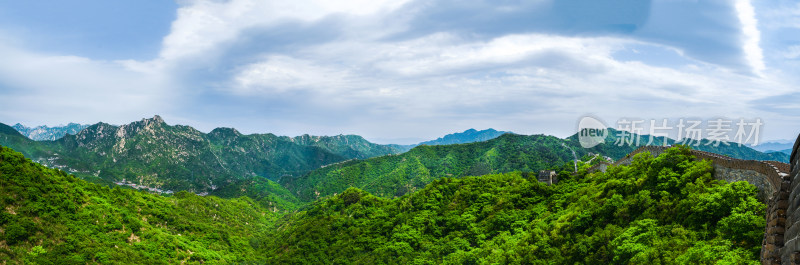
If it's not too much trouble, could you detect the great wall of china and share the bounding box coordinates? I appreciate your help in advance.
[585,141,800,264]
[766,134,800,265]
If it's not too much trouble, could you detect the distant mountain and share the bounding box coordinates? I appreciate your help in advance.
[12,122,89,141]
[390,128,511,152]
[751,140,795,153]
[420,128,511,145]
[0,116,398,193]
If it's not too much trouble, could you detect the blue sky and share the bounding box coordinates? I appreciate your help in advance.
[0,0,799,144]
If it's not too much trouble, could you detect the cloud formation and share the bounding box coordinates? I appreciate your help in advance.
[0,0,799,143]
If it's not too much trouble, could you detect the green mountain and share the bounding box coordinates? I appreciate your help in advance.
[283,134,588,201]
[0,145,278,264]
[284,129,788,202]
[11,123,90,141]
[263,146,764,264]
[0,116,398,193]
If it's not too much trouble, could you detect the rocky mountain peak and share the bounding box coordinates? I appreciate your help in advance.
[143,115,165,126]
[209,127,242,139]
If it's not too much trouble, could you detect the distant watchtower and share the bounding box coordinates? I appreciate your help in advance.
[538,170,558,185]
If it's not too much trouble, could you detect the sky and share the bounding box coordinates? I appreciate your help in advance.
[0,0,799,145]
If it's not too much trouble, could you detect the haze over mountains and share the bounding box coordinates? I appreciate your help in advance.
[750,140,795,155]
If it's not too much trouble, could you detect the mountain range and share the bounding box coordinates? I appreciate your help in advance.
[0,116,397,193]
[11,123,89,141]
[1,117,788,204]
[750,140,795,155]
[0,116,787,264]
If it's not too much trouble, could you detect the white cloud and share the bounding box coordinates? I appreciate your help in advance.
[229,32,788,126]
[786,46,800,59]
[760,1,800,29]
[160,0,411,62]
[3,0,799,140]
[0,41,172,126]
[233,55,352,94]
[735,0,766,75]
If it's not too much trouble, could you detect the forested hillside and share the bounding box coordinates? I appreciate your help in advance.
[0,144,768,264]
[265,146,765,264]
[283,134,581,200]
[0,146,277,264]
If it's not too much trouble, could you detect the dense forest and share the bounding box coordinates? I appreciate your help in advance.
[1,145,765,264]
[0,146,279,264]
[264,146,764,264]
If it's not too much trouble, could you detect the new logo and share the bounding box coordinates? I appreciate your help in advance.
[578,116,608,148]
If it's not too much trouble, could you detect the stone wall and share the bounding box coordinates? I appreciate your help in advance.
[771,134,800,264]
[715,165,775,202]
[537,170,557,185]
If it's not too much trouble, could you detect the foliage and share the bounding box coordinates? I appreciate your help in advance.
[264,146,765,264]
[0,146,277,264]
[0,137,772,264]
[208,176,300,211]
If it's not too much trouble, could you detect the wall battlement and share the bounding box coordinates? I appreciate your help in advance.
[766,133,800,264]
